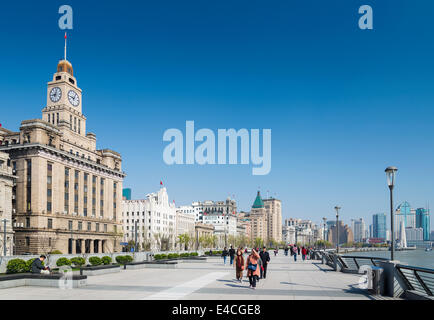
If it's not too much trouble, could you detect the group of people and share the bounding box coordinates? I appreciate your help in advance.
[284,245,313,261]
[221,246,270,289]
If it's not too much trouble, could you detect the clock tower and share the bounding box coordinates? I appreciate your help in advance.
[42,34,86,136]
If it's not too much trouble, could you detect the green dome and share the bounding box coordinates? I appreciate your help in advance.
[252,191,264,208]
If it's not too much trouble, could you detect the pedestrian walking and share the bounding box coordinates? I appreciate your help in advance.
[297,246,301,255]
[302,246,307,261]
[246,248,260,289]
[222,247,229,265]
[292,245,298,262]
[235,249,245,282]
[274,249,278,256]
[229,246,236,266]
[284,247,289,256]
[259,247,270,279]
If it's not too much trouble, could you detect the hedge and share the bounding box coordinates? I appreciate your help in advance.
[7,259,27,274]
[115,255,133,265]
[167,253,179,259]
[25,258,36,272]
[89,256,102,266]
[70,257,86,267]
[101,256,112,265]
[49,250,62,254]
[154,254,167,260]
[56,257,71,267]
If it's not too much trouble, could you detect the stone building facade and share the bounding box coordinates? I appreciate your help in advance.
[122,187,176,251]
[249,191,268,242]
[0,56,125,254]
[0,152,16,255]
[263,197,282,243]
[328,221,354,246]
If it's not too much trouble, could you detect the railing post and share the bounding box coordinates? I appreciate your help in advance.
[332,254,342,272]
[377,260,408,297]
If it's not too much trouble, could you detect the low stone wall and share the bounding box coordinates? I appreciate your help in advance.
[0,249,206,273]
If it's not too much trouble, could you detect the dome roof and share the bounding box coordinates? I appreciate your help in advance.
[57,59,73,76]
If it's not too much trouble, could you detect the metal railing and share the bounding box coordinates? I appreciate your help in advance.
[395,264,434,297]
[339,255,389,272]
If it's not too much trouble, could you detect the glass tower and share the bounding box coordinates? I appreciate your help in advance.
[416,208,430,241]
[373,213,387,240]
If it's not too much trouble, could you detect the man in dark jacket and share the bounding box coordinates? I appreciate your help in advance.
[229,246,236,265]
[31,255,50,274]
[259,247,270,279]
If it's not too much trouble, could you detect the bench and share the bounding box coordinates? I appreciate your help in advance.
[80,264,121,276]
[0,273,87,289]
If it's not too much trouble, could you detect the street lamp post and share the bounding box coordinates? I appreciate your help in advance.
[334,206,341,253]
[385,166,398,261]
[322,217,327,250]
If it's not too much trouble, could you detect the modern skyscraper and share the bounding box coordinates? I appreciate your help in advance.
[373,213,387,240]
[415,208,430,241]
[395,201,416,239]
[122,188,132,200]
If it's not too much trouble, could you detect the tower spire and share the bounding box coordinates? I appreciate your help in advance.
[64,32,67,60]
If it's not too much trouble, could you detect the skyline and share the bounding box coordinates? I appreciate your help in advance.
[1,1,434,229]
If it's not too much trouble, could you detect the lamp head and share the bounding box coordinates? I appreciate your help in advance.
[385,166,398,188]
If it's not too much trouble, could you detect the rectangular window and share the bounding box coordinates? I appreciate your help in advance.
[56,113,59,125]
[96,223,100,232]
[48,218,53,229]
[26,237,30,246]
[78,222,82,230]
[26,217,30,228]
[104,224,107,232]
[87,222,91,231]
[68,220,73,231]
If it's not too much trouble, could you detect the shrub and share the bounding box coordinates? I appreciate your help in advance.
[70,257,86,267]
[89,256,102,266]
[25,258,37,272]
[168,253,179,259]
[115,256,126,264]
[101,256,112,265]
[49,250,62,254]
[7,259,27,274]
[56,257,71,267]
[124,255,133,263]
[154,254,167,260]
[180,253,189,258]
[190,252,198,256]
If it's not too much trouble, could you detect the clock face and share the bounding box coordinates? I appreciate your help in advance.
[50,87,62,102]
[68,90,80,107]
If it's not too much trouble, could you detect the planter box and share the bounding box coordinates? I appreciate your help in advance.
[125,261,178,269]
[80,264,121,276]
[0,273,87,289]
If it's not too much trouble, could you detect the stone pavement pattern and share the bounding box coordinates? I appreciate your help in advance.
[0,252,373,300]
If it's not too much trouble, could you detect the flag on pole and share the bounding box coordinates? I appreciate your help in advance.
[160,180,163,186]
[64,32,67,39]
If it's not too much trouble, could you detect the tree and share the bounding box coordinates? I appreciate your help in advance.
[254,238,264,248]
[177,233,191,251]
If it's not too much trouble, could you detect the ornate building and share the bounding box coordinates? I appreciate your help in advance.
[249,191,268,242]
[328,221,354,246]
[264,197,282,243]
[0,42,125,254]
[122,187,176,251]
[0,152,16,255]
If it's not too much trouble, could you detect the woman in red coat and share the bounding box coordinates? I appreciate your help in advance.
[235,249,245,283]
[245,248,260,289]
[302,246,307,261]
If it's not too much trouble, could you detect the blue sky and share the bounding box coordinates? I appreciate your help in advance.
[1,1,433,229]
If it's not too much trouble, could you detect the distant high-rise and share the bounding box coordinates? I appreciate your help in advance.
[122,188,132,200]
[351,218,366,243]
[373,213,387,240]
[395,201,416,239]
[415,208,430,241]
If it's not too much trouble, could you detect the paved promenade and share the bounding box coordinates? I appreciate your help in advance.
[0,252,373,300]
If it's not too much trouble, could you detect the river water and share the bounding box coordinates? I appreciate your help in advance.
[343,249,434,269]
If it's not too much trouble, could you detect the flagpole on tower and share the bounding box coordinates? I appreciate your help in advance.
[64,32,67,60]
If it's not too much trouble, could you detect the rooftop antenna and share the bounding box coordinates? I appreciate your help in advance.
[64,32,67,60]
